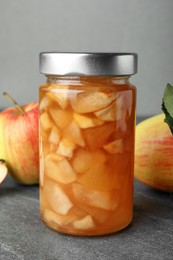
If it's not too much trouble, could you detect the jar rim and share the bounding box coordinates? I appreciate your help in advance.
[39,52,138,76]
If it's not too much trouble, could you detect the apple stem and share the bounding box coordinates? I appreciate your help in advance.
[3,92,25,115]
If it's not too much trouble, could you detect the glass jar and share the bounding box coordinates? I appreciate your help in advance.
[39,52,138,236]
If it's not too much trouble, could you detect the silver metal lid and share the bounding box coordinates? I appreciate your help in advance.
[39,52,138,76]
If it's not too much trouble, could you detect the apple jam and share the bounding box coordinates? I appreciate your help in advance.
[39,53,137,235]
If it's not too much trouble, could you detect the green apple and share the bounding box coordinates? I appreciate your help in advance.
[0,93,39,184]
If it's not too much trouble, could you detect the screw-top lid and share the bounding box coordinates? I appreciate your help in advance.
[39,52,138,76]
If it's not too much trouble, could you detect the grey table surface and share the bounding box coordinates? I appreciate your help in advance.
[0,117,173,260]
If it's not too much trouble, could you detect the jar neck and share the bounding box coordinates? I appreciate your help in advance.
[45,75,131,85]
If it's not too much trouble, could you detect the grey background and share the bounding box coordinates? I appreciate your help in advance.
[0,0,173,116]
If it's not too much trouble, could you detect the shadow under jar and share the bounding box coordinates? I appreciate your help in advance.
[39,52,138,236]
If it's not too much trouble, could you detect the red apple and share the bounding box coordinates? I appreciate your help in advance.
[135,114,173,192]
[0,159,8,184]
[0,93,39,184]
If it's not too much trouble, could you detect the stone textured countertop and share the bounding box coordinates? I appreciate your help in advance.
[0,177,173,260]
[0,117,173,260]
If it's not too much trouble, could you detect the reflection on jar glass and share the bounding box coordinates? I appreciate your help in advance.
[39,53,138,236]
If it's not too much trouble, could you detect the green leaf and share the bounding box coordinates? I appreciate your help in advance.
[163,83,173,117]
[162,83,173,134]
[162,101,173,134]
